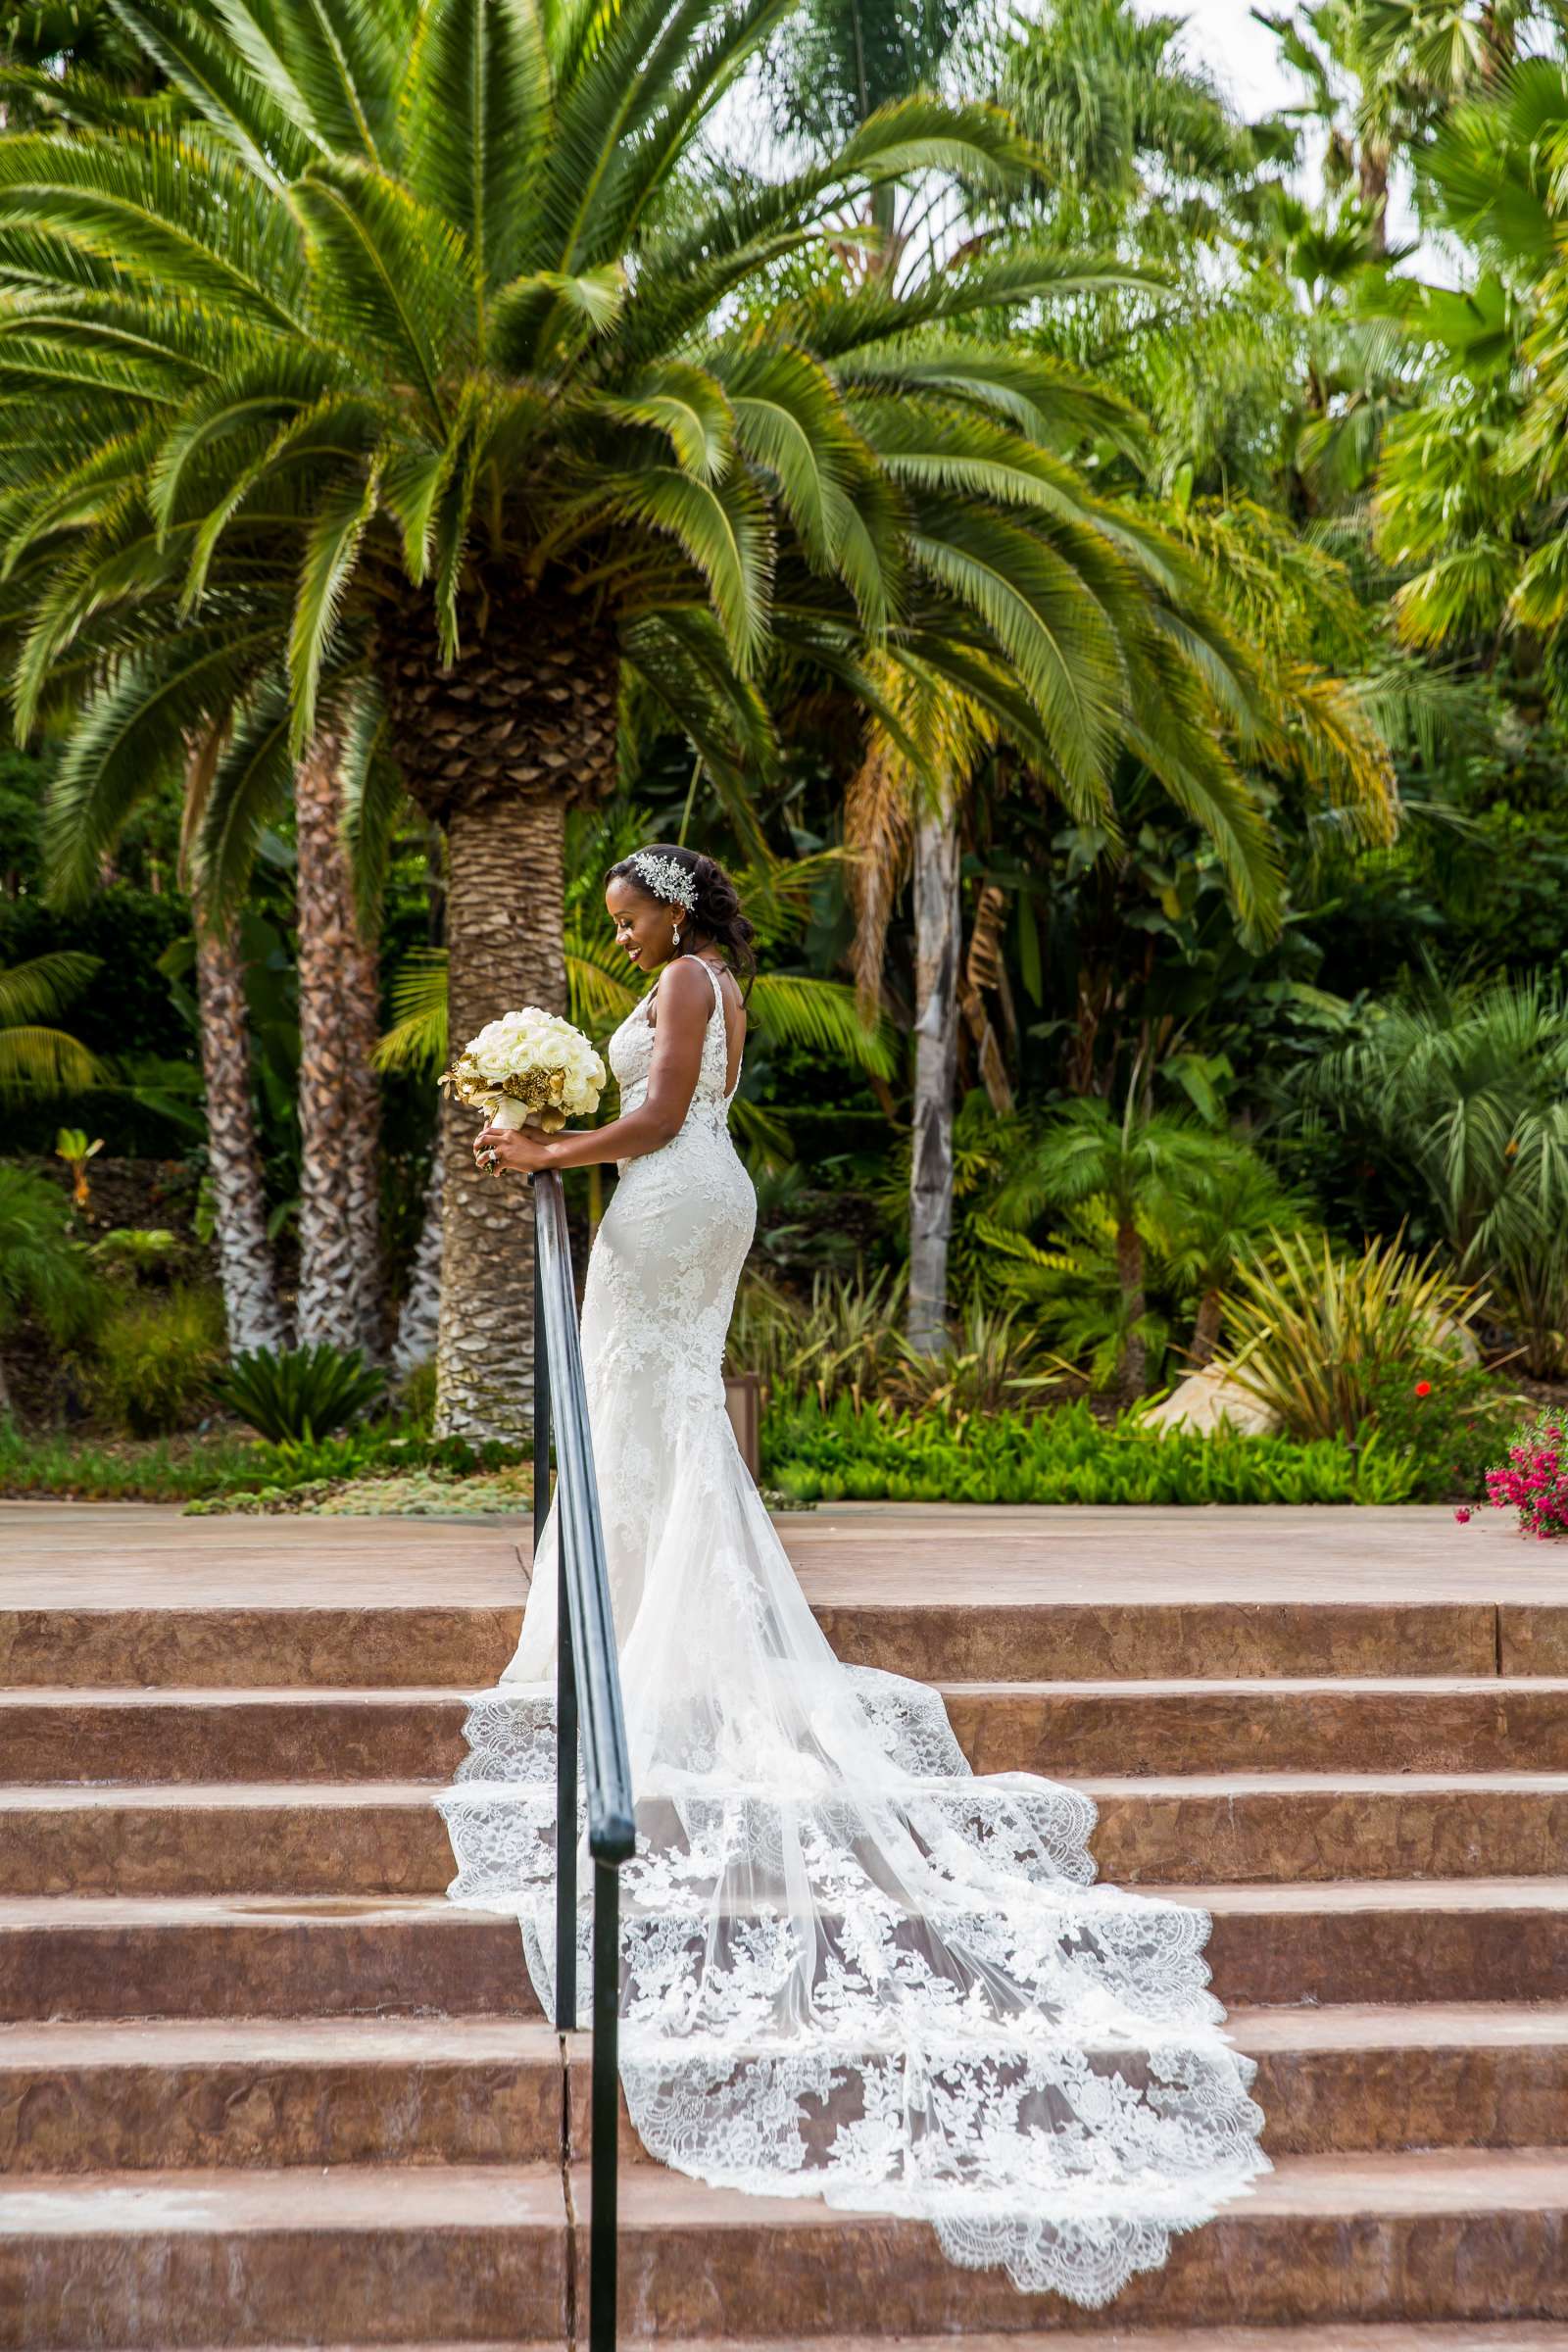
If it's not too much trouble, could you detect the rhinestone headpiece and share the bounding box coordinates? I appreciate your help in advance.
[627,850,698,912]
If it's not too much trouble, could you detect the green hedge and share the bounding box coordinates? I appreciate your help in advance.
[0,1418,526,1502]
[761,1396,1421,1505]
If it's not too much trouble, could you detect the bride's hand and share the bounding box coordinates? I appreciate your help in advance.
[475,1124,555,1175]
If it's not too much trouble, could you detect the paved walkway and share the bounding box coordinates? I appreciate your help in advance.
[0,1498,1551,1607]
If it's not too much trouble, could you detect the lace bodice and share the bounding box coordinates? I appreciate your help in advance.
[609,955,742,1131]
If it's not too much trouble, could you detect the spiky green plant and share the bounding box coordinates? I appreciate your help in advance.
[215,1342,387,1444]
[1214,1229,1485,1443]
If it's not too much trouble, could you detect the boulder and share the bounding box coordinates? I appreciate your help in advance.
[1142,1365,1281,1437]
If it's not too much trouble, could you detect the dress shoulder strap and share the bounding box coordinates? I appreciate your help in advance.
[692,955,726,1013]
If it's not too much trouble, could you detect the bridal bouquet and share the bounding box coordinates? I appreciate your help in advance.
[441,1007,606,1149]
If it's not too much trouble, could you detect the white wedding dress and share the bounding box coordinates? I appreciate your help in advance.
[437,956,1270,2306]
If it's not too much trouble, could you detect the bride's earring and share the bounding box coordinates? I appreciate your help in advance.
[671,921,682,950]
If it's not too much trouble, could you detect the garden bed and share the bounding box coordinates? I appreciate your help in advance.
[764,1396,1440,1507]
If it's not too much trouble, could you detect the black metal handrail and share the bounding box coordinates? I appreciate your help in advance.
[531,1169,634,2352]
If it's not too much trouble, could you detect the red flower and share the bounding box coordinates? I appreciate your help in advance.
[1414,1380,1433,1397]
[1453,1506,1473,1524]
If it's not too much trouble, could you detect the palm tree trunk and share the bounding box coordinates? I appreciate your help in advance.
[1115,1217,1147,1403]
[194,926,289,1357]
[393,1145,443,1375]
[294,727,383,1355]
[434,792,567,1441]
[906,797,960,1356]
[376,579,620,1440]
[1359,144,1389,254]
[343,931,385,1356]
[1191,1287,1223,1368]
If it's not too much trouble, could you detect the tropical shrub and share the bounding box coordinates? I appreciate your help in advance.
[1301,977,1568,1374]
[985,1098,1225,1400]
[975,1203,1179,1396]
[729,1267,906,1410]
[885,1293,1054,1416]
[0,1163,97,1414]
[215,1345,388,1445]
[82,1285,226,1437]
[88,1228,185,1283]
[1483,1406,1568,1542]
[1356,1360,1513,1503]
[762,1395,1417,1506]
[1214,1231,1487,1444]
[394,1356,438,1434]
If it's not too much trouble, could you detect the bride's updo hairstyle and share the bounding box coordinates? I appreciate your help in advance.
[609,842,758,987]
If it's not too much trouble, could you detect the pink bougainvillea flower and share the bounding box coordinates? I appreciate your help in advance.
[1454,1506,1473,1524]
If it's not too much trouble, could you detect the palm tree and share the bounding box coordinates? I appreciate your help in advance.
[991,1092,1217,1400]
[1153,1143,1314,1366]
[999,0,1288,255]
[0,952,104,1097]
[0,0,1306,1440]
[1371,60,1568,660]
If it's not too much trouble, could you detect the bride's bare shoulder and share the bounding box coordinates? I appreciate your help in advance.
[645,956,716,1028]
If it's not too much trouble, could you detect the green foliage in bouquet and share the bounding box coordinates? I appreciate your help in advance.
[215,1344,387,1445]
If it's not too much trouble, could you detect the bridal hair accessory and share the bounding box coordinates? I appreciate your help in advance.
[441,1006,606,1169]
[628,850,698,912]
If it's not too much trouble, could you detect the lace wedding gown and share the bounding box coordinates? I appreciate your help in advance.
[437,956,1269,2307]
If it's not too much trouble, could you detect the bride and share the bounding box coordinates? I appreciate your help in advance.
[439,841,1269,2308]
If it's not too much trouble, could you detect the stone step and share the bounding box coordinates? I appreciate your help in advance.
[0,1783,456,1897]
[817,1598,1567,1681]
[9,2002,1567,2176]
[163,2336,1568,2352]
[7,1773,1568,1897]
[13,1675,1568,1788]
[948,1677,1568,1775]
[11,2150,1567,2343]
[0,2162,568,2349]
[7,1594,1566,1689]
[7,1881,1568,2023]
[1085,1773,1568,1885]
[620,2334,1568,2352]
[0,1688,472,1784]
[0,1607,521,1690]
[0,1895,527,2022]
[585,2148,1568,2334]
[0,2018,566,2172]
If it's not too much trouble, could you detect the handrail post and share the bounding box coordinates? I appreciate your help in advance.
[590,1854,620,2350]
[540,1183,578,2032]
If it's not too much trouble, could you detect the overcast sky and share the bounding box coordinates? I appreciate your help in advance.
[1148,0,1301,122]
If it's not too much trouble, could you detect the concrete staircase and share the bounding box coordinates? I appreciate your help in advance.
[3,1507,1568,2345]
